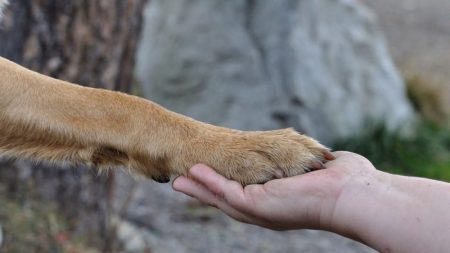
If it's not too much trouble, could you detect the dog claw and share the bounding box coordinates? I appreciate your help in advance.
[151,175,170,183]
[274,169,285,179]
[323,150,335,161]
[311,161,325,170]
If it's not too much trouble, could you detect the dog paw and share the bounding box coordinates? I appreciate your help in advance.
[188,128,333,185]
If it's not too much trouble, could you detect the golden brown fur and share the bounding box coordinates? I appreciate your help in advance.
[0,56,331,185]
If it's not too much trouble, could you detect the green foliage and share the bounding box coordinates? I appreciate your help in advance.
[333,123,450,182]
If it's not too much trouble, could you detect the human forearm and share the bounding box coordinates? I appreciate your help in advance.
[333,171,450,253]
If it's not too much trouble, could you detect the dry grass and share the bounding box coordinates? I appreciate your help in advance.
[405,75,449,124]
[0,185,98,253]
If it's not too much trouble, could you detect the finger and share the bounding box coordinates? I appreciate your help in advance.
[325,151,376,172]
[172,176,253,223]
[324,151,353,167]
[188,164,248,209]
[172,176,221,207]
[331,151,354,158]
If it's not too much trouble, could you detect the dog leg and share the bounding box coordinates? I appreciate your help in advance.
[0,57,332,185]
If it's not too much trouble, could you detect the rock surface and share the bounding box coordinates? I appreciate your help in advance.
[362,0,450,120]
[136,0,415,144]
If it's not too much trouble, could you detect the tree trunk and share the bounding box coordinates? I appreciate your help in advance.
[0,0,147,249]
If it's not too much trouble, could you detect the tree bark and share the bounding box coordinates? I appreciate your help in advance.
[0,0,147,249]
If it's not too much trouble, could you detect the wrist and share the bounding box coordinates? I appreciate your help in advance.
[328,169,396,243]
[329,170,447,253]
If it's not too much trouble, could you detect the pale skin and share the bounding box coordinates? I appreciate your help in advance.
[173,151,450,253]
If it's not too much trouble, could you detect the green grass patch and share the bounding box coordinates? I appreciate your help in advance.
[333,123,450,182]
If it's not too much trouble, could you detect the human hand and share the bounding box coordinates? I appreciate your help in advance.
[172,151,377,231]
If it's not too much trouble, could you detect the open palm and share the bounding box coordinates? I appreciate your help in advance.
[172,151,376,231]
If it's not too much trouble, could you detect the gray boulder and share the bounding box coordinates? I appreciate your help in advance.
[135,0,415,144]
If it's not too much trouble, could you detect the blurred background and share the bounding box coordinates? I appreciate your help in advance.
[0,0,449,252]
